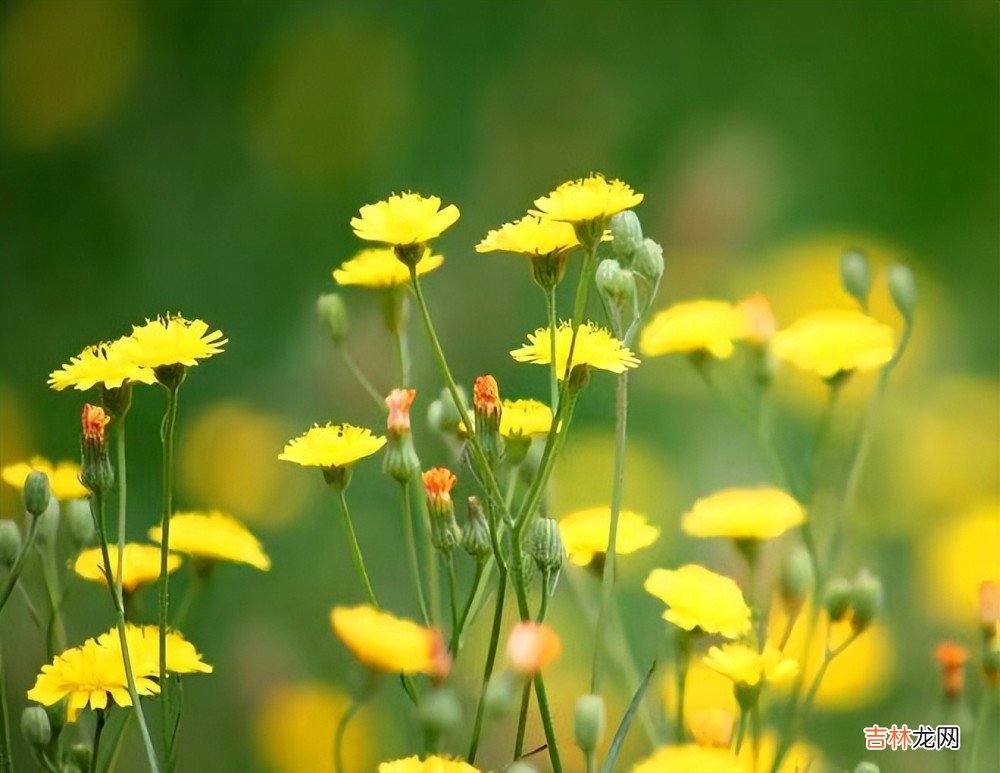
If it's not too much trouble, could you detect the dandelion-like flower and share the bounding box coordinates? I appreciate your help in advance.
[499,399,552,439]
[330,605,449,677]
[1,456,88,501]
[639,300,750,359]
[771,309,894,379]
[476,215,581,258]
[511,322,640,379]
[631,744,745,773]
[121,315,227,370]
[703,643,798,688]
[74,544,182,593]
[532,174,643,224]
[47,338,156,392]
[379,756,479,773]
[559,507,660,567]
[333,247,444,288]
[644,565,752,639]
[681,487,805,541]
[351,193,460,247]
[279,424,387,469]
[505,621,562,676]
[422,467,457,509]
[97,625,213,682]
[148,511,271,571]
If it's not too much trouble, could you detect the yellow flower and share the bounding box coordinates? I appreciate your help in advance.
[738,733,828,773]
[639,300,750,359]
[333,247,444,288]
[559,507,660,567]
[279,424,386,469]
[351,192,460,246]
[532,174,643,224]
[47,338,156,391]
[704,643,798,687]
[681,487,805,541]
[378,756,479,773]
[74,544,182,593]
[476,215,581,258]
[511,322,639,378]
[331,605,447,676]
[632,744,745,773]
[122,315,227,369]
[771,310,894,379]
[148,511,270,570]
[500,399,552,439]
[97,625,213,681]
[1,456,88,501]
[644,565,751,639]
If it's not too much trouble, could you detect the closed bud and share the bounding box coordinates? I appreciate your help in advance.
[484,673,517,717]
[0,521,21,566]
[65,500,96,547]
[423,467,461,554]
[610,211,643,264]
[595,258,635,313]
[850,569,883,631]
[383,391,421,483]
[416,686,462,736]
[780,546,813,611]
[887,263,917,322]
[473,376,503,466]
[823,578,853,622]
[21,706,51,749]
[839,249,871,305]
[80,404,113,495]
[573,694,606,754]
[317,294,349,344]
[526,517,565,574]
[23,471,51,517]
[854,763,880,773]
[35,495,61,546]
[633,238,664,283]
[461,497,492,562]
[393,243,425,268]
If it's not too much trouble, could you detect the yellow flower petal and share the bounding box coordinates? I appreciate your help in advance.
[1,456,89,501]
[330,605,443,675]
[148,511,270,570]
[476,215,580,258]
[532,174,643,224]
[378,756,479,773]
[351,192,460,246]
[639,300,750,359]
[499,399,552,439]
[511,322,639,378]
[644,565,751,639]
[48,338,156,391]
[279,423,386,469]
[74,543,182,593]
[119,315,226,370]
[631,744,745,773]
[681,487,805,540]
[333,247,443,288]
[559,507,660,566]
[771,309,894,379]
[703,643,798,687]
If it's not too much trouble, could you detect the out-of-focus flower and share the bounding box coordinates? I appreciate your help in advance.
[1,456,88,502]
[476,215,580,258]
[279,424,386,469]
[662,658,738,725]
[511,322,639,378]
[681,487,805,541]
[331,605,448,677]
[934,642,971,699]
[631,744,744,773]
[121,315,226,369]
[505,621,562,676]
[333,247,443,288]
[737,294,778,345]
[738,733,828,773]
[386,388,416,435]
[149,511,270,571]
[771,310,894,379]
[644,565,751,639]
[74,544,181,593]
[499,399,551,439]
[558,507,659,567]
[703,643,798,688]
[532,174,643,224]
[979,581,1000,633]
[47,339,156,391]
[351,193,460,247]
[688,708,734,748]
[378,756,479,773]
[639,300,750,359]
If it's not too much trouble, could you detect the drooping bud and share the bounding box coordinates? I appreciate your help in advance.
[978,581,1000,638]
[573,694,606,755]
[823,578,853,622]
[887,263,917,323]
[80,404,114,495]
[779,545,813,613]
[461,497,492,563]
[839,249,871,306]
[850,569,883,632]
[34,494,61,546]
[20,706,51,749]
[632,238,664,283]
[0,521,21,567]
[596,258,636,317]
[934,641,971,700]
[473,375,503,465]
[416,686,462,737]
[22,471,51,517]
[525,517,565,575]
[65,499,96,547]
[505,621,562,677]
[383,389,421,483]
[610,211,643,265]
[423,467,461,553]
[317,293,348,345]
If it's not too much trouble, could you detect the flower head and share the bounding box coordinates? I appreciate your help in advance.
[559,507,660,567]
[279,424,386,469]
[704,643,798,688]
[1,457,88,501]
[47,339,156,392]
[639,300,750,359]
[333,247,444,288]
[98,625,213,681]
[74,544,182,593]
[422,467,457,508]
[386,388,416,435]
[505,621,562,675]
[472,376,501,420]
[771,310,894,379]
[351,193,460,247]
[934,641,971,698]
[81,404,110,444]
[682,487,805,541]
[645,565,752,639]
[378,756,479,773]
[532,174,643,224]
[148,511,270,571]
[499,399,552,439]
[330,605,448,677]
[476,215,580,258]
[632,744,745,773]
[121,315,227,369]
[511,322,640,379]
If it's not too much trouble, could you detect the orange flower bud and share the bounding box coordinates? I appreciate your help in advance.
[505,621,562,676]
[473,375,501,418]
[385,388,416,435]
[81,404,110,444]
[422,467,457,506]
[737,293,777,344]
[934,641,971,699]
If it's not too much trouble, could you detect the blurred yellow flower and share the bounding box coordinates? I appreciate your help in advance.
[149,511,270,571]
[122,315,227,369]
[279,424,386,469]
[476,215,580,258]
[1,456,88,501]
[333,247,443,288]
[681,487,805,541]
[511,322,639,378]
[645,565,751,638]
[500,399,552,439]
[738,733,828,773]
[663,657,738,722]
[351,192,460,246]
[559,507,660,567]
[331,605,446,676]
[687,707,734,747]
[703,643,797,687]
[74,544,182,593]
[47,339,156,392]
[639,300,750,359]
[533,174,643,224]
[771,310,893,379]
[378,756,479,773]
[632,744,744,773]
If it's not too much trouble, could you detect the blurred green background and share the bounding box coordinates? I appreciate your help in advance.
[1,1,997,771]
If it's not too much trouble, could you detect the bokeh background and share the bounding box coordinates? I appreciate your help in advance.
[1,1,997,771]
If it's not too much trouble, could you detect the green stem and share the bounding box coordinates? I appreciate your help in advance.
[468,571,506,762]
[114,421,128,606]
[445,554,459,639]
[545,285,559,411]
[532,675,561,772]
[0,514,41,615]
[0,644,12,773]
[338,348,386,412]
[334,487,379,608]
[750,706,761,773]
[734,708,748,754]
[90,709,107,773]
[104,711,133,773]
[157,384,180,764]
[967,687,996,773]
[400,481,430,624]
[333,697,365,773]
[451,562,484,653]
[36,546,65,658]
[391,325,411,388]
[411,474,442,626]
[674,631,691,742]
[514,679,532,759]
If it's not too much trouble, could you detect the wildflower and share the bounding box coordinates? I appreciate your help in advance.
[704,644,798,688]
[505,621,562,676]
[631,744,745,773]
[74,544,182,593]
[645,565,752,639]
[499,399,552,440]
[771,310,894,379]
[279,424,387,478]
[121,315,227,370]
[386,388,416,435]
[511,321,639,379]
[378,756,479,773]
[1,457,88,502]
[350,192,460,250]
[21,471,51,517]
[423,467,461,553]
[934,642,971,699]
[333,247,444,288]
[532,174,643,225]
[330,605,449,677]
[559,507,659,567]
[477,215,580,287]
[98,625,213,681]
[148,511,270,571]
[736,294,778,345]
[80,404,113,495]
[473,375,503,463]
[681,487,805,541]
[47,339,156,392]
[639,300,750,359]
[384,389,421,482]
[688,708,734,748]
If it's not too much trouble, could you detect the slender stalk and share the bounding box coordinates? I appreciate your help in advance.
[734,708,748,754]
[90,709,107,773]
[967,687,995,773]
[674,631,691,742]
[544,285,559,411]
[411,475,442,626]
[514,679,532,759]
[445,554,459,638]
[467,571,506,762]
[105,711,133,773]
[157,384,180,764]
[16,584,45,635]
[0,514,40,614]
[114,421,128,606]
[451,562,484,653]
[532,675,561,772]
[338,348,385,412]
[335,487,379,608]
[391,325,411,388]
[0,644,12,773]
[36,546,65,657]
[333,698,365,773]
[750,706,761,773]
[400,481,430,624]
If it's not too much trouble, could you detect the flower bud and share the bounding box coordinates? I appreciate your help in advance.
[596,258,636,314]
[23,471,52,517]
[573,694,606,754]
[34,495,61,546]
[610,211,643,264]
[506,621,562,676]
[427,386,468,439]
[567,363,591,394]
[80,404,114,495]
[383,389,421,483]
[854,763,880,773]
[21,706,51,749]
[780,545,813,612]
[423,467,461,554]
[317,294,349,344]
[982,645,1000,686]
[393,243,425,268]
[386,388,416,436]
[416,686,462,736]
[823,578,853,622]
[525,517,565,575]
[850,569,883,632]
[65,499,96,547]
[934,641,971,699]
[887,263,917,322]
[0,521,21,567]
[461,497,492,562]
[632,238,664,283]
[978,581,1000,636]
[473,375,503,465]
[839,249,871,306]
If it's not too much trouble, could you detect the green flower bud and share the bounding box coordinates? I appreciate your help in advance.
[316,293,348,344]
[632,238,664,283]
[382,435,421,484]
[34,495,61,546]
[839,249,871,305]
[850,569,883,632]
[573,694,606,754]
[823,578,853,622]
[780,545,813,610]
[610,211,643,262]
[887,263,917,322]
[23,471,51,517]
[65,500,96,547]
[595,258,636,313]
[461,497,492,562]
[393,243,425,268]
[21,706,51,749]
[854,763,880,773]
[484,673,517,717]
[0,520,21,567]
[567,363,591,394]
[518,552,538,590]
[416,686,462,736]
[427,386,468,439]
[526,517,565,574]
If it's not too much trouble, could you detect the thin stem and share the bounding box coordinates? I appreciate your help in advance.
[750,706,761,773]
[0,644,12,773]
[468,571,506,762]
[411,473,442,626]
[114,421,128,605]
[36,546,65,658]
[338,348,385,412]
[0,514,40,615]
[734,708,749,754]
[544,285,559,411]
[967,687,996,773]
[452,562,484,653]
[105,711,133,773]
[400,481,430,624]
[335,487,379,608]
[392,326,411,388]
[157,384,180,764]
[674,631,691,742]
[445,554,459,639]
[333,698,365,773]
[532,675,561,772]
[90,710,107,773]
[514,679,532,759]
